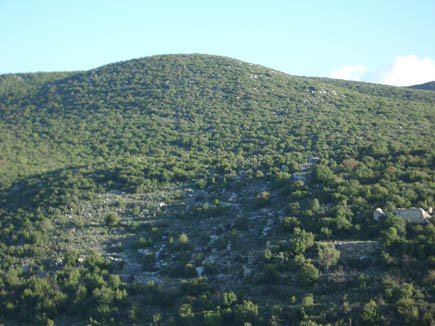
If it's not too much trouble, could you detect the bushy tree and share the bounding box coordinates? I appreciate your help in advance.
[314,164,335,183]
[301,293,314,307]
[235,300,258,324]
[222,291,237,306]
[283,216,300,232]
[105,212,120,227]
[256,191,271,207]
[178,233,189,249]
[202,309,223,326]
[360,299,379,325]
[381,227,400,246]
[298,263,319,285]
[317,244,340,272]
[289,228,315,255]
[178,303,194,326]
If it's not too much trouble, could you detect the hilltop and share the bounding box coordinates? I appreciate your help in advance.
[0,54,434,325]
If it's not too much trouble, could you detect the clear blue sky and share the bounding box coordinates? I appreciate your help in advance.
[1,0,434,85]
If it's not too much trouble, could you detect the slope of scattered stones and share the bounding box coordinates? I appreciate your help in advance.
[37,165,383,296]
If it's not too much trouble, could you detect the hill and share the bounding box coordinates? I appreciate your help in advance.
[408,81,435,91]
[0,54,434,325]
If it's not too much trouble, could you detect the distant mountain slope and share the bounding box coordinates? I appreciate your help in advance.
[408,80,435,91]
[317,77,435,103]
[0,71,74,102]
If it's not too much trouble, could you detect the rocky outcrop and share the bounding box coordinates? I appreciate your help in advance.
[393,208,432,224]
[374,207,432,224]
[292,156,319,183]
[373,208,385,221]
[196,266,205,277]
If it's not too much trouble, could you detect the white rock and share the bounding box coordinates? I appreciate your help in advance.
[261,226,271,237]
[196,266,205,277]
[155,246,164,260]
[393,208,432,224]
[243,265,251,277]
[292,172,306,182]
[22,263,30,273]
[137,249,150,255]
[204,256,216,264]
[77,255,86,265]
[373,208,385,221]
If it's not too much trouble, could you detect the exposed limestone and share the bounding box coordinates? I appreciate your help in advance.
[196,266,205,277]
[106,254,124,269]
[393,208,432,224]
[22,263,30,273]
[228,192,237,202]
[243,265,251,277]
[77,255,86,266]
[261,226,271,237]
[292,156,319,182]
[374,207,432,224]
[292,172,307,182]
[137,248,150,255]
[155,245,165,260]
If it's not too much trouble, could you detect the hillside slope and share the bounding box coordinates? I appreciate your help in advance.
[0,54,434,325]
[408,80,435,91]
[1,54,433,185]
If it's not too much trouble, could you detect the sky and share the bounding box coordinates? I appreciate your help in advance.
[1,0,434,86]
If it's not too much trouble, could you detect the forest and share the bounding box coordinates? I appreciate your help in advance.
[0,54,434,325]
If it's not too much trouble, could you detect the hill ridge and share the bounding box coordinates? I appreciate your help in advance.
[408,80,435,91]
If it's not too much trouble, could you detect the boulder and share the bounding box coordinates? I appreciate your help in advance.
[107,255,124,269]
[137,248,150,255]
[373,208,385,221]
[77,255,86,266]
[243,265,251,277]
[196,266,205,277]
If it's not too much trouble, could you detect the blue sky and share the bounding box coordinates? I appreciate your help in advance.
[1,0,434,85]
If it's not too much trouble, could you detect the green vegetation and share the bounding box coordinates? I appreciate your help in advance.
[317,244,340,271]
[105,212,120,227]
[0,54,434,325]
